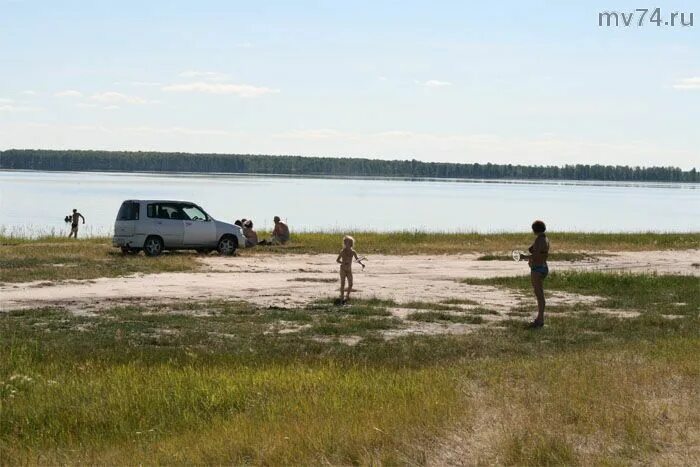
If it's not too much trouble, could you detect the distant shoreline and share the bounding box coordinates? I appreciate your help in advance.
[2,149,697,183]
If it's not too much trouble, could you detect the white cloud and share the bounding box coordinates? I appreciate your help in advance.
[178,70,230,82]
[274,129,344,140]
[0,97,13,104]
[90,91,152,104]
[21,90,38,96]
[673,77,700,90]
[127,81,162,87]
[64,124,230,136]
[421,80,452,88]
[162,81,280,98]
[0,104,40,112]
[55,90,83,98]
[125,126,230,136]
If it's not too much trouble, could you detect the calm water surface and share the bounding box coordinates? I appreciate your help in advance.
[1,170,698,235]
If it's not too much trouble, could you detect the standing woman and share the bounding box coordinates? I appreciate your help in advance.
[522,220,549,328]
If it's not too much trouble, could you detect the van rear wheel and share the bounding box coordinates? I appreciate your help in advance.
[144,236,164,257]
[217,235,237,256]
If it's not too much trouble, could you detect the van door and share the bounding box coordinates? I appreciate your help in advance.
[146,203,184,247]
[181,204,216,247]
[115,201,139,238]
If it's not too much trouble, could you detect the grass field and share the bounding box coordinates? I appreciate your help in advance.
[1,231,698,283]
[0,237,196,283]
[1,272,698,464]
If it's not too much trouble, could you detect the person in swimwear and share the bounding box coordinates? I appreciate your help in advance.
[520,220,549,328]
[68,208,86,239]
[242,219,258,247]
[270,216,290,244]
[336,235,359,303]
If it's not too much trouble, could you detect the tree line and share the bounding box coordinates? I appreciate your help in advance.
[1,149,697,182]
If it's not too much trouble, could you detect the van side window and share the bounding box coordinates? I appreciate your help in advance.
[147,203,184,220]
[117,201,139,220]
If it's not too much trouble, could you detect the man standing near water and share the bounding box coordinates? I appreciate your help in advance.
[68,208,86,238]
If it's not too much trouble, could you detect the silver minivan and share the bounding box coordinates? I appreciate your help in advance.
[113,200,246,256]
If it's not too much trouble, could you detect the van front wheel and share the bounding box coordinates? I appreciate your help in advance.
[217,235,237,256]
[144,236,164,257]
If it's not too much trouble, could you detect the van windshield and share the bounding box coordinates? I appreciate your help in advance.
[181,205,208,221]
[117,201,139,221]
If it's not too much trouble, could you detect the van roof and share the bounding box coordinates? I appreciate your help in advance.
[122,200,199,204]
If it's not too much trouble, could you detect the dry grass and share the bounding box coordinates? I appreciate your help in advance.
[434,339,700,465]
[0,238,197,283]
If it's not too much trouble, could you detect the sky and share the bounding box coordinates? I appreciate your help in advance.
[0,0,698,169]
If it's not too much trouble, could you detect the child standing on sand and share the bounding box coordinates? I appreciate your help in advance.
[336,235,359,303]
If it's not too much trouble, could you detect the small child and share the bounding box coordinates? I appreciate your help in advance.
[336,235,359,303]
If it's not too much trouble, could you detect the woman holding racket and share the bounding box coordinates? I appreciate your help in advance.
[519,220,550,328]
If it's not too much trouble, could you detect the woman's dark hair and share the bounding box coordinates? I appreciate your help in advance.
[234,220,242,227]
[532,220,546,233]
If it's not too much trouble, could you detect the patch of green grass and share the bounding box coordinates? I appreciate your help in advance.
[308,317,401,336]
[264,309,314,322]
[4,232,697,259]
[463,271,699,314]
[440,298,480,306]
[402,301,457,311]
[406,311,484,324]
[477,252,598,262]
[257,231,699,255]
[0,354,459,464]
[469,307,501,315]
[509,303,596,315]
[0,238,197,283]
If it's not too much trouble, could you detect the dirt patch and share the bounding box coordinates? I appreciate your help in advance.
[2,250,697,332]
[311,335,363,346]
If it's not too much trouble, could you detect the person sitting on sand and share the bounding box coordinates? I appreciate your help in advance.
[259,216,290,245]
[336,235,360,303]
[68,208,86,239]
[270,216,289,244]
[242,220,258,247]
[520,220,550,328]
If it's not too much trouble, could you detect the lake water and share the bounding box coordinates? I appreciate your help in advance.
[1,170,698,236]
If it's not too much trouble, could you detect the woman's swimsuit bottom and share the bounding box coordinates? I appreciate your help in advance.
[531,264,549,278]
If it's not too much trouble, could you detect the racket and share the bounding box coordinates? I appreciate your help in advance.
[512,250,526,262]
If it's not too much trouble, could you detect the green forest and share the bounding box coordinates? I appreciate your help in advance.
[1,149,697,182]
